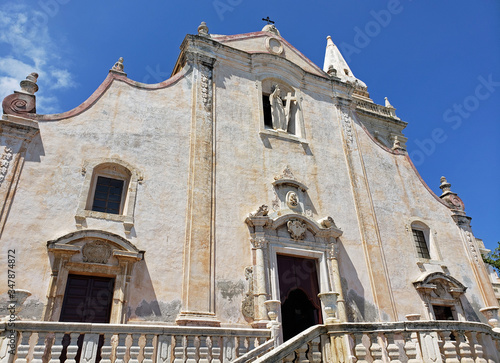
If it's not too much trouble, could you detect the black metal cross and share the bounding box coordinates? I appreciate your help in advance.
[262,16,275,25]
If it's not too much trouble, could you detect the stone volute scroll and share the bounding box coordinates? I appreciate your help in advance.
[2,73,39,116]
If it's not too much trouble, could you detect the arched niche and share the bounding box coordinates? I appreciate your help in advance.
[44,230,144,324]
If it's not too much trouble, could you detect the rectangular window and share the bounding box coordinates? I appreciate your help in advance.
[413,229,431,259]
[91,176,124,214]
[433,305,455,320]
[262,94,273,128]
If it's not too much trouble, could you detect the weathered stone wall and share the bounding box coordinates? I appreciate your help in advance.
[0,30,496,329]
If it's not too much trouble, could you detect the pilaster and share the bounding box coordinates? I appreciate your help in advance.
[0,114,39,238]
[177,52,220,326]
[335,96,398,321]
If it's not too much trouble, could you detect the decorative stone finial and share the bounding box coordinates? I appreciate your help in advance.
[2,73,39,116]
[20,73,39,95]
[439,176,452,195]
[439,176,465,212]
[262,24,280,36]
[111,57,125,74]
[384,97,394,108]
[198,21,210,37]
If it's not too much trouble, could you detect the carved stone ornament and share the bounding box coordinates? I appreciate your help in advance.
[340,108,354,145]
[251,237,268,249]
[200,65,212,110]
[439,176,465,211]
[287,220,307,240]
[274,165,295,181]
[0,147,13,187]
[265,37,283,55]
[197,21,209,37]
[241,266,254,320]
[2,73,38,116]
[286,191,299,209]
[111,57,125,74]
[250,205,269,217]
[82,240,113,264]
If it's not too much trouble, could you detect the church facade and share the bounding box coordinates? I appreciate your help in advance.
[1,22,499,362]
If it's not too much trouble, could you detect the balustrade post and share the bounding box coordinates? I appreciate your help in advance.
[283,352,295,362]
[209,336,222,363]
[65,332,80,363]
[156,335,173,363]
[352,332,368,363]
[31,331,48,363]
[99,333,114,363]
[128,333,141,363]
[237,336,247,357]
[465,331,486,363]
[143,334,155,363]
[402,331,420,363]
[295,343,308,362]
[198,336,209,363]
[185,335,198,363]
[16,331,33,363]
[173,335,186,362]
[48,332,64,363]
[307,336,322,363]
[385,332,401,363]
[456,331,474,363]
[369,333,383,363]
[114,333,128,363]
[441,331,459,363]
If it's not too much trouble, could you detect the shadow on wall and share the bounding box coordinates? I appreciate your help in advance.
[129,260,181,323]
[337,239,380,322]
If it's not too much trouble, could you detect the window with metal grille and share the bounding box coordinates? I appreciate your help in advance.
[413,229,431,259]
[91,176,124,214]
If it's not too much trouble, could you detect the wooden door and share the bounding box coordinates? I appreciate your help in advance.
[60,274,114,323]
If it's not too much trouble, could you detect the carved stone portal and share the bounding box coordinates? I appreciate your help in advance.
[82,240,113,264]
[287,220,307,240]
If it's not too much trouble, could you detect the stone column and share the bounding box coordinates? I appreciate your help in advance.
[252,237,270,324]
[327,241,347,322]
[245,210,271,327]
[177,53,220,326]
[335,96,397,321]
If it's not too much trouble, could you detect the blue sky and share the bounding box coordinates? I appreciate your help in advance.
[0,1,498,251]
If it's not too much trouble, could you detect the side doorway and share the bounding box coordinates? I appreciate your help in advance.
[59,274,115,362]
[277,255,322,341]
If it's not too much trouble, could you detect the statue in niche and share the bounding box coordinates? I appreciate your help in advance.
[269,85,288,131]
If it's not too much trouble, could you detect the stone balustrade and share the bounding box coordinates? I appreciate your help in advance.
[328,321,500,363]
[0,321,271,363]
[253,325,327,363]
[2,320,499,362]
[354,99,400,120]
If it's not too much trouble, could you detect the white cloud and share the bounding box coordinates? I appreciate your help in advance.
[0,2,75,114]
